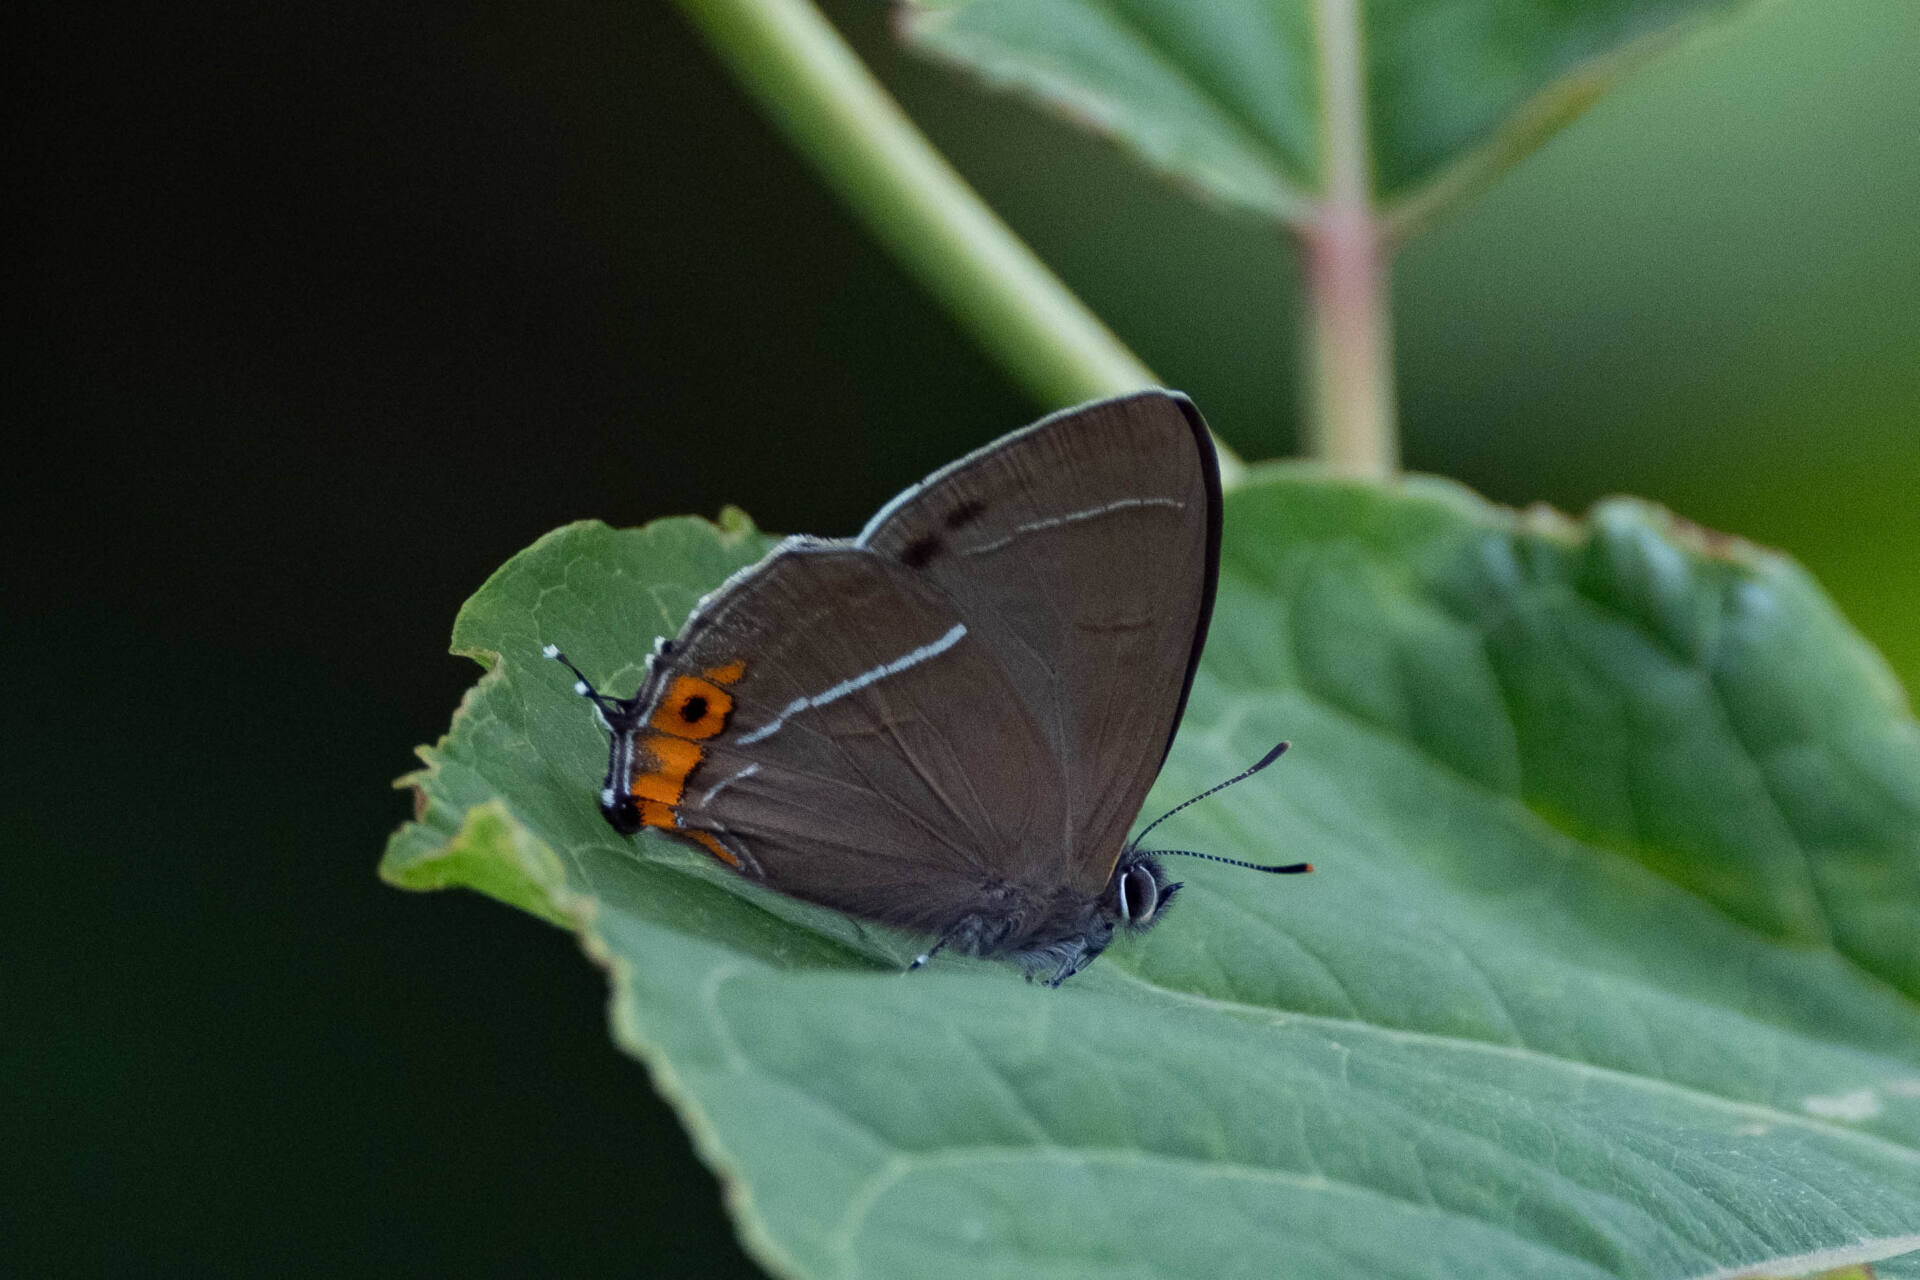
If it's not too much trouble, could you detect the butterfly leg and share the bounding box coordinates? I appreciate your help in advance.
[908,910,1013,974]
[1041,941,1104,988]
[905,935,949,974]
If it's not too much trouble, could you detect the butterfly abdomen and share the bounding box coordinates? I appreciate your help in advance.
[928,879,1106,957]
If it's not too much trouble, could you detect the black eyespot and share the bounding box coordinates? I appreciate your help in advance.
[1119,864,1160,925]
[901,535,942,568]
[680,694,710,723]
[944,499,987,530]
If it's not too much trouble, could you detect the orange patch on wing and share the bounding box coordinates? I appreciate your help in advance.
[627,660,748,873]
[649,674,734,741]
[633,788,742,871]
[630,733,702,805]
[686,829,741,869]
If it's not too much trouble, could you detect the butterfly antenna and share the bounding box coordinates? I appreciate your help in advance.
[542,645,625,720]
[1152,849,1312,875]
[1129,739,1291,852]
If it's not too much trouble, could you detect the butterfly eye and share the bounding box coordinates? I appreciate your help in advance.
[1118,864,1161,925]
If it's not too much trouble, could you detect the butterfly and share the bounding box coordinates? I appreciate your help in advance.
[550,390,1305,985]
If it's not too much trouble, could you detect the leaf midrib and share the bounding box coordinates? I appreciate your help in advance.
[1098,964,1920,1163]
[562,681,1920,1115]
[828,1144,1621,1280]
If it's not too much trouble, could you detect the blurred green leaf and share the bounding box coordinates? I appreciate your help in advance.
[385,475,1920,1277]
[1777,1264,1875,1280]
[895,0,1760,232]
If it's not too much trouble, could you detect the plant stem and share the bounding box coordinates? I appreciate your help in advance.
[670,0,1181,417]
[1306,0,1399,477]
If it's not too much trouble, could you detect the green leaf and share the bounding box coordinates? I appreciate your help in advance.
[894,0,1761,232]
[384,475,1920,1277]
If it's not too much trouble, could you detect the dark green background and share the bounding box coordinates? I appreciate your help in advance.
[12,0,1916,1274]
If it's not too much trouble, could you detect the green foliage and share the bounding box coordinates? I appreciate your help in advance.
[385,473,1920,1277]
[898,0,1760,232]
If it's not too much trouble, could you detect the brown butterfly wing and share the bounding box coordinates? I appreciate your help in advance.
[853,391,1221,896]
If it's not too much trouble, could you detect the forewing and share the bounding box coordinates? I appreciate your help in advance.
[856,391,1221,894]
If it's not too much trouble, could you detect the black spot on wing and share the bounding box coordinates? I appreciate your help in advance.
[943,499,987,530]
[680,694,709,723]
[901,535,943,569]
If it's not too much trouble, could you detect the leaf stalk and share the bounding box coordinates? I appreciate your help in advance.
[1306,0,1400,477]
[670,0,1194,426]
